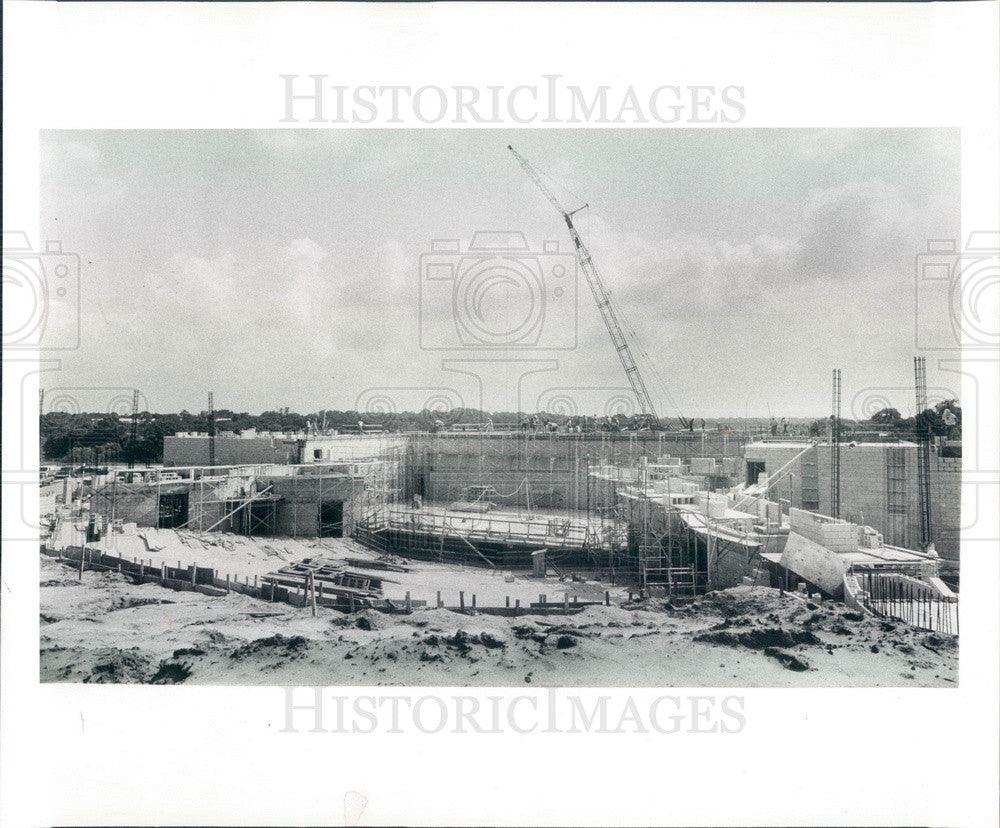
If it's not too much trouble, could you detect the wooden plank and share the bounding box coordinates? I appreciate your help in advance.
[343,557,410,573]
[263,574,379,598]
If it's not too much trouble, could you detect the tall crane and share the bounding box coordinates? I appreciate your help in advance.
[509,145,669,428]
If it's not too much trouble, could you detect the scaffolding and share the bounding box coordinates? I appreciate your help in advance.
[84,454,403,541]
[355,504,622,570]
[591,459,709,595]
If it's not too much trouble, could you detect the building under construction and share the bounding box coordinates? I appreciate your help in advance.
[77,150,961,601]
[82,419,961,600]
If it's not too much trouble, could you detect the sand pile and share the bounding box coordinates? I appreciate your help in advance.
[38,555,958,687]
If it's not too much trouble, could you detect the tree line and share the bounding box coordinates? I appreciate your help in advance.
[40,401,960,464]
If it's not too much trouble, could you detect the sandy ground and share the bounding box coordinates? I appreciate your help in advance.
[53,520,632,607]
[39,555,957,687]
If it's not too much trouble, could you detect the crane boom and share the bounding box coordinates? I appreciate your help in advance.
[508,145,660,423]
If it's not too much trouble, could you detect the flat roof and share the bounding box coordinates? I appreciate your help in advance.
[746,440,918,449]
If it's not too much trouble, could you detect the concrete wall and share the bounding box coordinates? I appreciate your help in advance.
[91,479,247,531]
[261,474,365,538]
[745,442,961,561]
[90,473,366,539]
[298,435,408,463]
[404,432,739,510]
[163,436,296,467]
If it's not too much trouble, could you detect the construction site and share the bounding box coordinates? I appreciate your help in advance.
[38,147,961,686]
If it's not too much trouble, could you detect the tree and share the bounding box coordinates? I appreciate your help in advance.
[807,418,829,438]
[869,407,902,425]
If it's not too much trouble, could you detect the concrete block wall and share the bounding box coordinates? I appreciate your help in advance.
[261,475,364,538]
[93,489,161,527]
[930,456,962,559]
[298,435,409,463]
[789,508,859,552]
[742,443,807,508]
[697,492,728,519]
[405,432,739,511]
[690,457,718,474]
[92,480,248,532]
[750,443,961,561]
[163,436,296,467]
[709,544,762,590]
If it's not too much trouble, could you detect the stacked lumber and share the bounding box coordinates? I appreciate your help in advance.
[263,556,387,601]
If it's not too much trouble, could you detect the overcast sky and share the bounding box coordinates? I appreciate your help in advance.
[40,128,960,420]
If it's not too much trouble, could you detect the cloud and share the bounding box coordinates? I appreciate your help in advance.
[41,129,958,416]
[796,179,917,277]
[569,177,920,333]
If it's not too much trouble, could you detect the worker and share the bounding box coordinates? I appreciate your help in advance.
[781,417,788,435]
[485,417,494,432]
[770,416,778,436]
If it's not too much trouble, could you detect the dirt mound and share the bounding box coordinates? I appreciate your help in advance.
[150,660,193,684]
[108,596,174,612]
[764,647,811,672]
[698,587,790,619]
[921,633,959,653]
[85,649,154,683]
[421,629,508,656]
[695,627,820,650]
[354,610,392,631]
[230,634,309,660]
[332,609,396,631]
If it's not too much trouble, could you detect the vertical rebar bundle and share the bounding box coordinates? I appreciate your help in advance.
[831,369,841,519]
[913,356,933,550]
[859,570,956,635]
[207,391,216,469]
[127,389,139,471]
